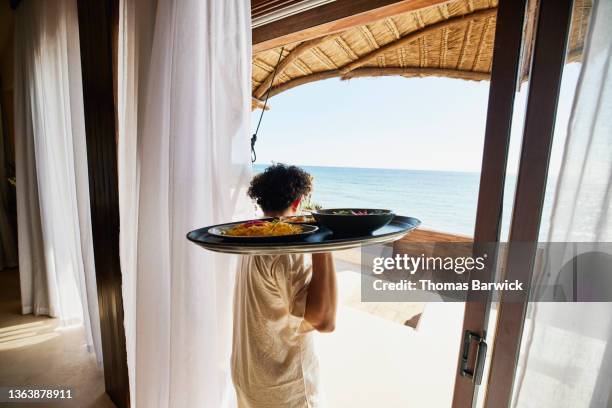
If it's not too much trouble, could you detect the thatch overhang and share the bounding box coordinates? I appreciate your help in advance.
[252,0,591,107]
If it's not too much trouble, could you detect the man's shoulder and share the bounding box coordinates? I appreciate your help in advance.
[241,254,310,277]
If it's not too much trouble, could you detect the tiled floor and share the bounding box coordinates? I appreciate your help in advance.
[0,259,463,408]
[0,268,115,408]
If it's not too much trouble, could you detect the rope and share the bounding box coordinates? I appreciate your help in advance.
[251,47,285,163]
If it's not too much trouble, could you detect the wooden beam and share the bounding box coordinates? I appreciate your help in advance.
[253,35,331,99]
[341,67,489,81]
[269,69,339,97]
[484,0,574,405]
[251,96,270,110]
[253,0,451,54]
[76,1,130,407]
[266,66,488,99]
[451,0,528,405]
[340,7,497,75]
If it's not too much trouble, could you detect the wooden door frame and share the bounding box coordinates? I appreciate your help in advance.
[451,0,528,405]
[483,0,575,405]
[76,1,129,407]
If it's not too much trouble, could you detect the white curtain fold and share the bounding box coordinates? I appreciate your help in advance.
[14,0,103,363]
[118,0,253,407]
[513,0,612,406]
[118,0,158,400]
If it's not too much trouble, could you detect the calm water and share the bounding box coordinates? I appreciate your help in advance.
[253,164,555,238]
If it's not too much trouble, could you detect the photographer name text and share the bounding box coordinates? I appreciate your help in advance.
[372,279,524,292]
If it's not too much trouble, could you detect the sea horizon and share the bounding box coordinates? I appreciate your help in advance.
[254,162,517,176]
[253,163,549,238]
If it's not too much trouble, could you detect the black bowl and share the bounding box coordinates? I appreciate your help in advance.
[311,208,394,235]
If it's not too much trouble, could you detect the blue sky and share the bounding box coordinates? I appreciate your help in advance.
[251,64,581,174]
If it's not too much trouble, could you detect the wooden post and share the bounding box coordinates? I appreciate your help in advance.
[76,1,130,407]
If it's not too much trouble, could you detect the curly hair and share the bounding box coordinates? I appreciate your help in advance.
[248,164,313,213]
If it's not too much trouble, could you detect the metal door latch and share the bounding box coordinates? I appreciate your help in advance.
[460,331,488,385]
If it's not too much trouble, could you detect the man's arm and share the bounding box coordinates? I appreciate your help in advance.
[304,253,337,332]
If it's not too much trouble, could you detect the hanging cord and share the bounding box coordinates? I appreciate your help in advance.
[251,47,285,163]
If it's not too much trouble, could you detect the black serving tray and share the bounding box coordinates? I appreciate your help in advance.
[186,215,420,255]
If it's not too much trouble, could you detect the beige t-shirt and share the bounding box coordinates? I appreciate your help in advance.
[231,254,321,408]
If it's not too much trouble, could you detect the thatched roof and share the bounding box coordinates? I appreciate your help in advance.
[252,0,591,108]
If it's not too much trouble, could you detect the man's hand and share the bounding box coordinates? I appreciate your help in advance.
[304,253,337,332]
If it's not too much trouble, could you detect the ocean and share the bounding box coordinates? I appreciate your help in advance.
[253,164,556,239]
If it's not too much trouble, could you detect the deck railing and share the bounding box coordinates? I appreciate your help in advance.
[333,227,473,266]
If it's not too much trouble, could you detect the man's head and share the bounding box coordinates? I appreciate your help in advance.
[248,164,313,216]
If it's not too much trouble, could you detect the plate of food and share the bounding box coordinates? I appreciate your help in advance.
[311,208,394,235]
[188,215,420,254]
[208,219,318,240]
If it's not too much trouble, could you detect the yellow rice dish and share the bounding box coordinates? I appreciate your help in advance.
[224,220,302,237]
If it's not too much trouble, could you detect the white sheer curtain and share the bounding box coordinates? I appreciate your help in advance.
[13,0,103,363]
[118,0,158,401]
[118,0,253,407]
[0,106,17,270]
[513,0,612,406]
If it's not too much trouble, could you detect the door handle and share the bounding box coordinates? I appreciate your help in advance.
[460,330,488,385]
